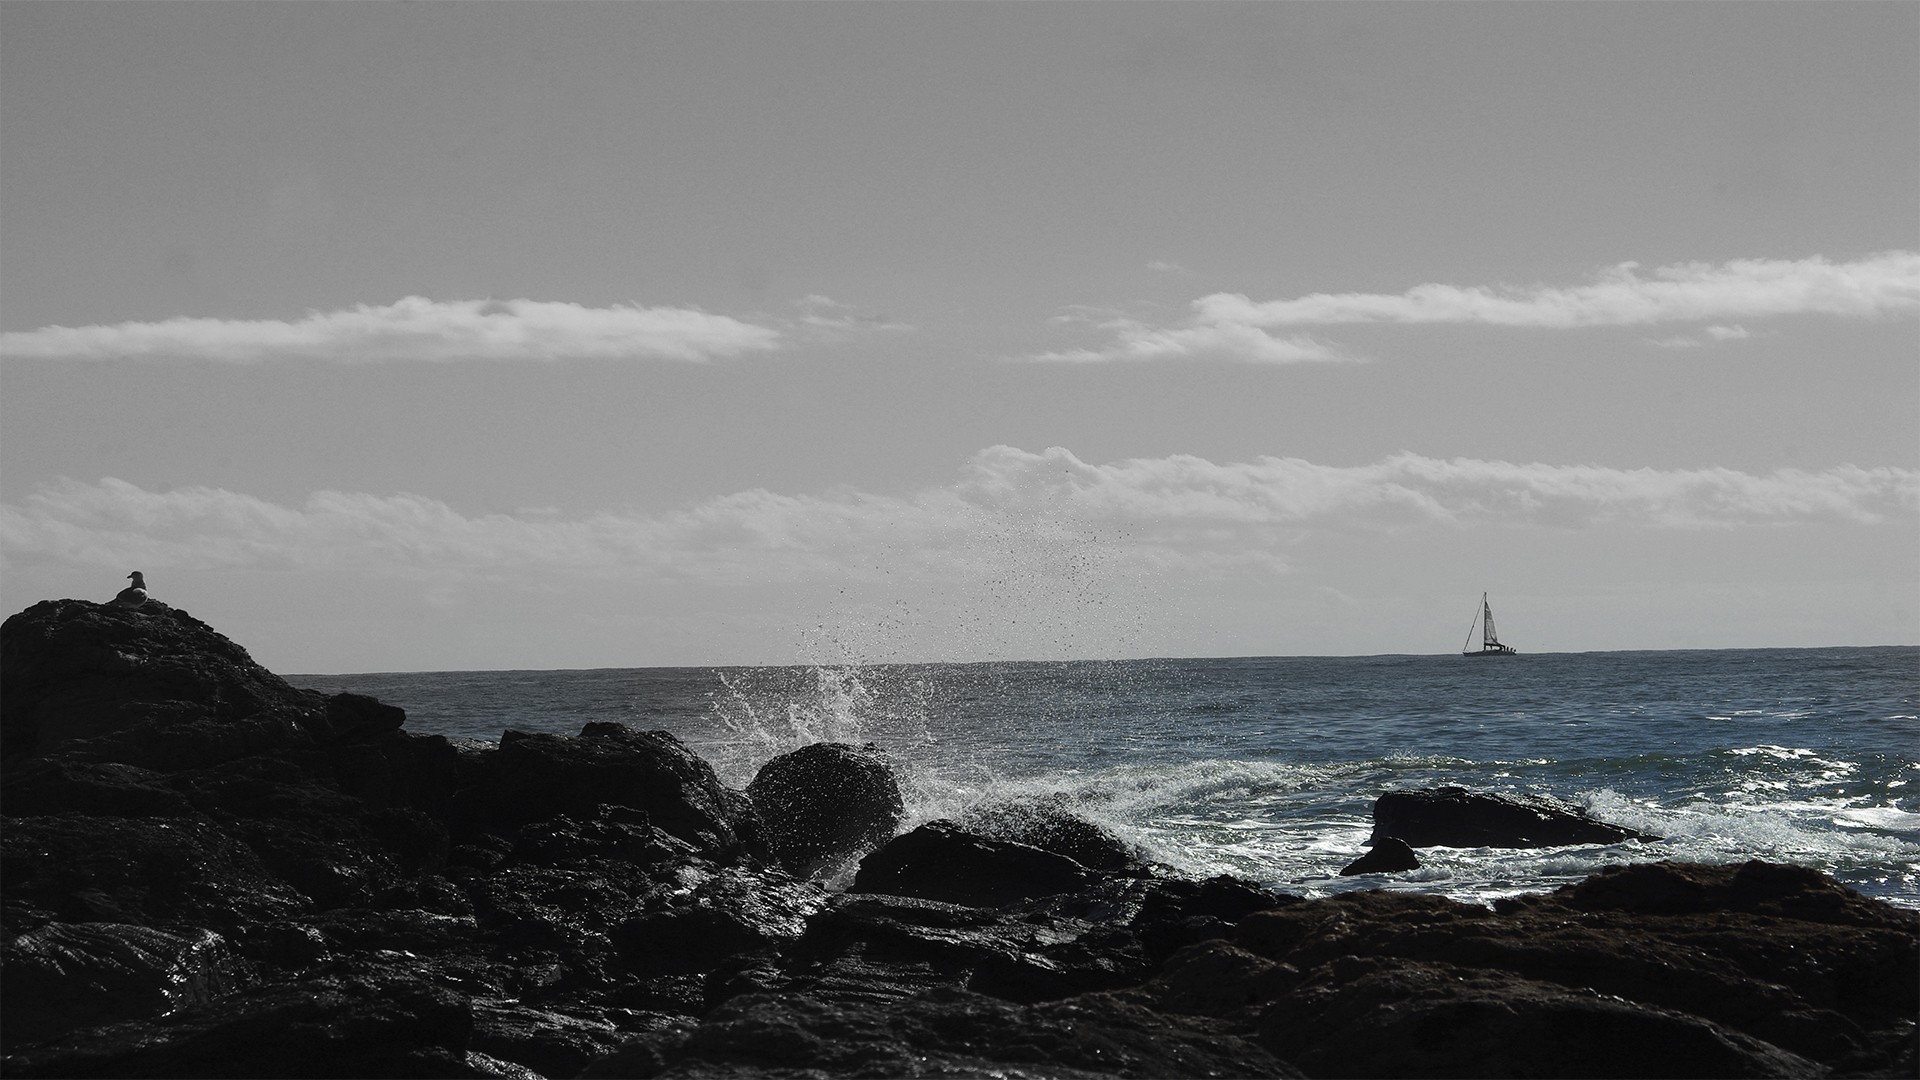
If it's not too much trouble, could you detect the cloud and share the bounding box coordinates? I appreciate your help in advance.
[1017,315,1350,365]
[1649,323,1761,349]
[1035,252,1918,364]
[0,297,783,363]
[5,452,1911,591]
[1198,252,1920,329]
[792,295,913,334]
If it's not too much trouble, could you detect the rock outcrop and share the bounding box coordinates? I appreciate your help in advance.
[1371,784,1660,848]
[2,598,1913,1079]
[1339,834,1420,876]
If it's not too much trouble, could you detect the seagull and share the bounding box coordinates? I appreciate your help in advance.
[114,571,148,609]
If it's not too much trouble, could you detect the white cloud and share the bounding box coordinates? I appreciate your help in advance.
[1199,252,1920,329]
[0,296,783,363]
[1648,323,1763,349]
[1017,316,1350,365]
[791,295,913,334]
[5,452,1911,591]
[1037,252,1918,364]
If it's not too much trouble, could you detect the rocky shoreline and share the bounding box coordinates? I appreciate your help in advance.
[3,598,1915,1078]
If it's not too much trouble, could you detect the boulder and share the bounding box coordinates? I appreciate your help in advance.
[747,741,903,878]
[455,723,760,858]
[1340,835,1420,876]
[852,819,1102,908]
[1371,785,1659,848]
[0,600,323,768]
[959,794,1145,873]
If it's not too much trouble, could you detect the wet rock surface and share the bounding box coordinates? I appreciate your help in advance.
[1370,785,1660,849]
[746,741,902,878]
[3,598,1914,1078]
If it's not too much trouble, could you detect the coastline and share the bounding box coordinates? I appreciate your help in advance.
[4,599,1915,1078]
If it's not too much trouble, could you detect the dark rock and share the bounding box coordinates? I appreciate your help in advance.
[454,724,760,858]
[5,598,1916,1080]
[790,888,1155,1008]
[469,1000,627,1079]
[1144,939,1300,1019]
[0,922,247,1049]
[959,793,1145,873]
[852,819,1103,908]
[0,759,195,818]
[1254,957,1820,1078]
[323,691,406,742]
[1,815,309,934]
[614,986,1301,1079]
[612,864,825,981]
[0,599,323,769]
[1340,835,1420,876]
[0,974,479,1078]
[1371,785,1659,848]
[1226,862,1919,1077]
[746,741,903,878]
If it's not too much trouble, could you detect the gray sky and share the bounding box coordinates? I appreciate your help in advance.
[3,1,1915,672]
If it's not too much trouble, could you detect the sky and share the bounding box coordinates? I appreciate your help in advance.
[2,1,1916,673]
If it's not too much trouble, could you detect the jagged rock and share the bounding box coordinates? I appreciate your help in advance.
[746,741,903,878]
[602,986,1301,1079]
[0,974,480,1078]
[1371,785,1659,848]
[469,1000,628,1079]
[610,864,827,980]
[959,794,1145,873]
[1253,957,1821,1078]
[790,887,1156,1008]
[322,691,406,742]
[0,599,324,769]
[853,819,1103,908]
[1,815,309,933]
[0,922,247,1049]
[1340,835,1420,875]
[1222,861,1919,1076]
[0,759,195,818]
[453,723,761,858]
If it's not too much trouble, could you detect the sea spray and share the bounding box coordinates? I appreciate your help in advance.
[288,646,1920,908]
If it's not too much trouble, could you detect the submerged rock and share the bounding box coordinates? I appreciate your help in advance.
[1371,785,1659,849]
[747,741,903,878]
[1340,834,1421,876]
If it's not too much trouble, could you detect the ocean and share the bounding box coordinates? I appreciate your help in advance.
[288,647,1920,910]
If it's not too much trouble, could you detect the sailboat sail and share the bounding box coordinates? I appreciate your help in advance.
[1463,593,1518,656]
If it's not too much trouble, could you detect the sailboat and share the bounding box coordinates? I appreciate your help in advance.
[1462,592,1519,656]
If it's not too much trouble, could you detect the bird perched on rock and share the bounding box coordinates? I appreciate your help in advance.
[113,571,149,608]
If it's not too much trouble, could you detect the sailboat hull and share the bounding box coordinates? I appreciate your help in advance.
[1463,646,1519,657]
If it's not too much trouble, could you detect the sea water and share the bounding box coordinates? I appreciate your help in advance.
[289,647,1920,909]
